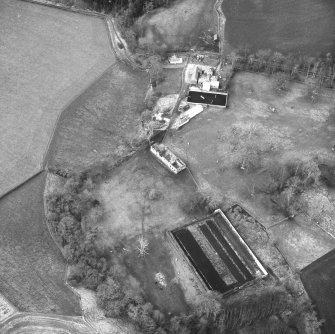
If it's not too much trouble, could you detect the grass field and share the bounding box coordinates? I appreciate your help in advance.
[165,71,335,269]
[222,0,335,54]
[47,62,149,171]
[136,0,218,51]
[98,150,197,313]
[301,249,335,334]
[156,68,184,95]
[0,173,80,315]
[270,218,335,270]
[0,0,115,195]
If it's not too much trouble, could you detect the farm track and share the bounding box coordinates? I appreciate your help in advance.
[214,0,225,54]
[0,313,91,334]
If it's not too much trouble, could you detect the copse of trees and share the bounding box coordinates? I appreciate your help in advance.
[257,158,322,219]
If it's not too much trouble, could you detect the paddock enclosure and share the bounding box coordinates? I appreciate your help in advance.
[172,210,267,294]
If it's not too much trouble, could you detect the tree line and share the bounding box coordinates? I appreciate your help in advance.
[82,0,173,19]
[225,49,335,88]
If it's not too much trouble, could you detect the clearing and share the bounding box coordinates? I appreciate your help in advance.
[46,62,149,171]
[136,0,218,51]
[0,0,115,195]
[164,71,335,270]
[156,68,184,95]
[98,150,198,313]
[222,0,335,54]
[0,172,80,315]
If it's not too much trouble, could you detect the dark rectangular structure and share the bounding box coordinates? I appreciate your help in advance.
[172,210,267,295]
[187,90,228,107]
[203,221,253,281]
[301,249,335,334]
[173,228,228,292]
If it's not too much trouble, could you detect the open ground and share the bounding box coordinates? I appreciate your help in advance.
[136,0,218,51]
[0,0,115,196]
[164,71,335,270]
[97,150,199,312]
[0,172,80,315]
[46,62,149,171]
[222,0,335,54]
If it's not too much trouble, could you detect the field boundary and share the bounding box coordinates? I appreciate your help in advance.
[19,0,148,71]
[42,61,120,169]
[0,170,43,201]
[19,0,105,17]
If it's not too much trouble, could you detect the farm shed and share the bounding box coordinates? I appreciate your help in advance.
[169,54,183,64]
[187,87,228,107]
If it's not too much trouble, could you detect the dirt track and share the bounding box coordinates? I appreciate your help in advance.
[0,313,92,334]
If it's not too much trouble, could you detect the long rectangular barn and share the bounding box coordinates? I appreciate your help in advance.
[172,209,267,294]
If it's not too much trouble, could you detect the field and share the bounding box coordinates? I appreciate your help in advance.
[270,218,335,270]
[156,68,184,95]
[165,71,335,270]
[47,62,149,171]
[98,150,197,313]
[222,0,335,54]
[0,0,115,195]
[136,0,218,51]
[0,173,80,315]
[301,249,335,334]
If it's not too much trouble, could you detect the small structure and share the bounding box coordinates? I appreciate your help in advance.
[188,66,199,85]
[196,54,205,62]
[213,33,218,41]
[202,81,211,92]
[150,143,186,174]
[210,80,220,90]
[172,104,204,130]
[151,113,170,131]
[169,54,183,64]
[154,272,167,289]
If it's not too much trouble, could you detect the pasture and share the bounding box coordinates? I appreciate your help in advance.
[47,62,149,171]
[98,150,197,312]
[222,0,335,55]
[0,0,115,196]
[165,71,335,270]
[0,173,80,315]
[156,68,184,95]
[136,0,218,51]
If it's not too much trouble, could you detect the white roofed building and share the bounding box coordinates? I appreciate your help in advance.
[169,54,183,64]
